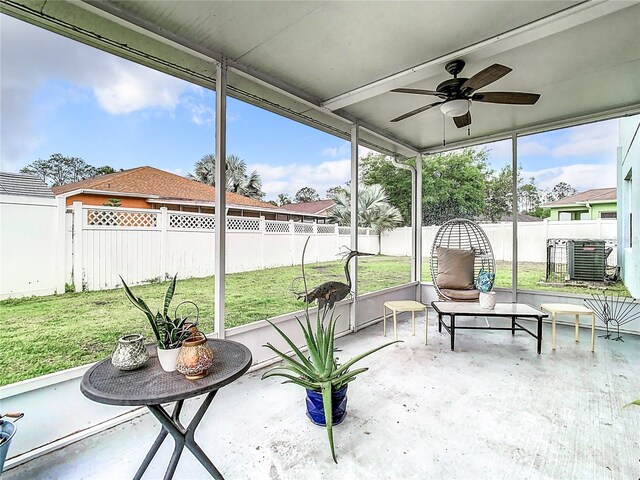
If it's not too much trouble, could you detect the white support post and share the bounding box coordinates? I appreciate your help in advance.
[289,219,295,265]
[159,207,168,281]
[415,153,423,300]
[72,202,83,293]
[55,197,67,295]
[511,133,518,302]
[350,123,359,332]
[214,58,227,338]
[260,216,266,269]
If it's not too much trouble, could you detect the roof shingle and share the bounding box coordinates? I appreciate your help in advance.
[0,172,54,198]
[281,199,335,215]
[51,166,276,209]
[544,187,616,207]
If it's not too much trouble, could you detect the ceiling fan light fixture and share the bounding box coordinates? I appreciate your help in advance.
[440,99,470,117]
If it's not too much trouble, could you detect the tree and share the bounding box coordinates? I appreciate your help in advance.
[294,187,320,203]
[94,166,118,176]
[360,153,412,224]
[326,184,403,233]
[422,149,489,225]
[189,154,265,200]
[326,185,348,200]
[20,153,98,186]
[275,193,292,206]
[519,178,541,214]
[546,182,578,202]
[103,198,122,207]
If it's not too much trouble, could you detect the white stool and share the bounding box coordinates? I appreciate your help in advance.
[540,303,596,352]
[383,300,428,345]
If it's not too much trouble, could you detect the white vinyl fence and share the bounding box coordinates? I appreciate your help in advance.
[69,203,380,291]
[380,219,618,263]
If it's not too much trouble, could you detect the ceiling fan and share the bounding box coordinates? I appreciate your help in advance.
[390,60,540,128]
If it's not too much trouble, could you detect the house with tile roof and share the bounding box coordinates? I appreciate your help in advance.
[281,199,335,217]
[543,187,617,221]
[51,166,325,221]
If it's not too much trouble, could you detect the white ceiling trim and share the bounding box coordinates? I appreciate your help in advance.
[322,0,630,111]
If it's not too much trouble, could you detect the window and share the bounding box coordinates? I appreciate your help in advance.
[580,212,591,220]
[600,212,617,219]
[559,212,571,221]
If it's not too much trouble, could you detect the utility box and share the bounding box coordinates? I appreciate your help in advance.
[567,240,606,282]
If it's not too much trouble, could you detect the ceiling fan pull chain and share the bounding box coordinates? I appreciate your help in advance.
[442,114,446,146]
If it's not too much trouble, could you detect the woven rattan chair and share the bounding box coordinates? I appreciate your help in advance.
[430,218,495,302]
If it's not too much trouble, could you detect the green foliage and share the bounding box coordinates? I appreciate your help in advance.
[189,154,265,200]
[64,283,75,294]
[276,193,292,206]
[294,187,320,203]
[360,153,412,224]
[326,185,349,200]
[19,153,115,187]
[422,149,489,225]
[624,399,640,407]
[326,184,403,233]
[103,198,122,207]
[120,274,191,349]
[262,308,398,462]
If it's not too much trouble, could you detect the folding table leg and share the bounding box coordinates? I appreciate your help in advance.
[412,311,416,336]
[590,313,596,352]
[393,310,398,344]
[551,312,557,350]
[383,306,387,337]
[575,314,580,342]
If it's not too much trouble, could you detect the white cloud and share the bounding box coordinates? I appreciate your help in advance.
[248,159,351,199]
[92,61,185,114]
[523,162,617,192]
[0,15,201,169]
[322,147,339,157]
[518,140,550,157]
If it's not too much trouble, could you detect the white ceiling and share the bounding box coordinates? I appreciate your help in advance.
[2,0,639,156]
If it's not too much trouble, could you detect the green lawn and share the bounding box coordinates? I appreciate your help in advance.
[0,256,629,386]
[0,256,411,386]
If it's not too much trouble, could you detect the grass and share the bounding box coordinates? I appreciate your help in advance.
[0,256,411,386]
[0,256,630,386]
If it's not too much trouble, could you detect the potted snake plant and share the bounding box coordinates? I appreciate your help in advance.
[120,274,193,372]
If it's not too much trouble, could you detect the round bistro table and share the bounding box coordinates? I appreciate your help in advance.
[81,339,252,480]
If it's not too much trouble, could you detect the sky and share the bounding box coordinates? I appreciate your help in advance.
[0,14,625,201]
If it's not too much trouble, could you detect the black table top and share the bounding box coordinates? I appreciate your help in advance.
[80,339,252,406]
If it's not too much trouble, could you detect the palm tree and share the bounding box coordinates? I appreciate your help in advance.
[189,154,265,200]
[326,184,403,233]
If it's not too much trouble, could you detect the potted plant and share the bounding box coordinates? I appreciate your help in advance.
[477,267,496,309]
[262,307,397,463]
[120,274,193,372]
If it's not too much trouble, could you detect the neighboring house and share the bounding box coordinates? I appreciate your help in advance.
[51,166,324,221]
[544,188,617,221]
[281,199,335,219]
[617,117,639,298]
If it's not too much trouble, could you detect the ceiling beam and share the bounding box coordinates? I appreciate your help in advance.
[322,0,631,111]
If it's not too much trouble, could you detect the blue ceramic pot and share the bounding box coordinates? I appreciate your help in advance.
[305,385,348,426]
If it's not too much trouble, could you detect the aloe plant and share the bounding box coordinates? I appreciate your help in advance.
[120,274,192,349]
[262,308,398,463]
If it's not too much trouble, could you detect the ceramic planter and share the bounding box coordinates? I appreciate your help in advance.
[305,385,348,426]
[111,334,149,371]
[479,291,497,310]
[176,333,214,380]
[156,346,182,372]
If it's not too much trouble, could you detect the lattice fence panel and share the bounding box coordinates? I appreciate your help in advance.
[227,217,260,231]
[169,213,215,230]
[317,225,336,234]
[338,227,351,235]
[86,209,157,228]
[294,223,314,234]
[265,221,290,233]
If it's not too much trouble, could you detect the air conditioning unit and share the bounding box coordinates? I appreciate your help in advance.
[567,240,606,282]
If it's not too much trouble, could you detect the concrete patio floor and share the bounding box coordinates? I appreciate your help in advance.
[5,312,639,480]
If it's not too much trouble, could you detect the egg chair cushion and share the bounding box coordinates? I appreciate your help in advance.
[440,288,481,301]
[436,247,476,290]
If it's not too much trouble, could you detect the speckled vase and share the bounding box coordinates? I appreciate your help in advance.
[479,291,497,310]
[111,334,149,371]
[176,332,214,380]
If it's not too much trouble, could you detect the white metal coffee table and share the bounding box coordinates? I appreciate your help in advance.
[431,302,548,354]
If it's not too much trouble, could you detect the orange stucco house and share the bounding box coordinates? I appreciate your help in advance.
[52,166,324,221]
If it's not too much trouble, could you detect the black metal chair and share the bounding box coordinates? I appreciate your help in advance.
[430,218,495,302]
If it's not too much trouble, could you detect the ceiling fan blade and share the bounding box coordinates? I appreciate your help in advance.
[390,88,445,97]
[390,102,443,122]
[461,64,512,92]
[453,111,471,128]
[472,91,540,105]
